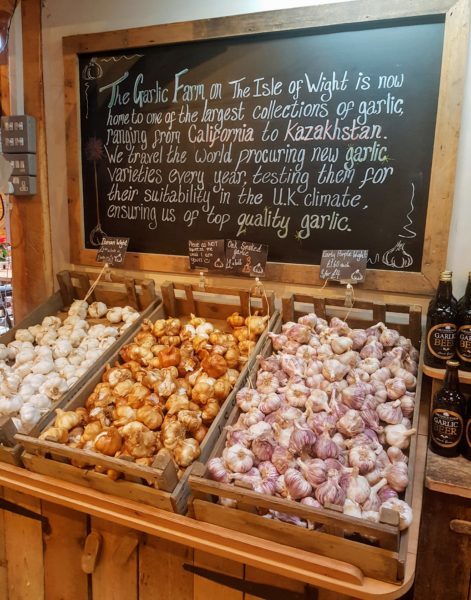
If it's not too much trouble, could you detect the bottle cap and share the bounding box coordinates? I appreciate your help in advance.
[440,270,453,281]
[446,359,460,367]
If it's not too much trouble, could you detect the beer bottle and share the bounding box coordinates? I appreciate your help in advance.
[463,397,471,461]
[424,271,457,368]
[430,360,466,457]
[457,272,471,372]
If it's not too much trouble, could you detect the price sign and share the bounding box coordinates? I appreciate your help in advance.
[188,239,226,271]
[319,249,368,282]
[96,236,129,267]
[225,240,269,278]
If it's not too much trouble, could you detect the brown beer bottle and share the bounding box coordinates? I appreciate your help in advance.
[424,271,457,368]
[457,272,471,372]
[430,360,466,457]
[463,397,471,461]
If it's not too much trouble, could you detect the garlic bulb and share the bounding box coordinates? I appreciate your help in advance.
[68,300,88,319]
[376,400,403,424]
[315,469,346,506]
[88,302,108,319]
[362,477,387,512]
[297,457,327,487]
[15,329,35,343]
[383,424,416,449]
[174,438,200,467]
[343,498,362,518]
[222,444,254,473]
[207,457,232,482]
[381,498,413,530]
[337,409,365,438]
[53,339,73,359]
[284,468,312,500]
[19,404,41,431]
[348,445,376,474]
[346,467,370,504]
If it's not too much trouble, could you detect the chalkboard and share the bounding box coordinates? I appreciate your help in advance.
[78,18,443,273]
[65,0,469,293]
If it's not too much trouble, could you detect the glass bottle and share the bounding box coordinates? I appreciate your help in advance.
[424,271,457,368]
[430,360,466,457]
[457,272,471,372]
[463,397,471,461]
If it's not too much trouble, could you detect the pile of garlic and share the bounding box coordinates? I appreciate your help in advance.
[38,312,269,479]
[0,300,139,434]
[208,313,417,532]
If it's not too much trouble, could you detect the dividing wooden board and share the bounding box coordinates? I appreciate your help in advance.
[139,536,194,600]
[0,488,8,599]
[2,489,44,600]
[42,501,89,600]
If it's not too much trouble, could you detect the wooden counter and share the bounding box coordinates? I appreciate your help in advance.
[0,431,426,600]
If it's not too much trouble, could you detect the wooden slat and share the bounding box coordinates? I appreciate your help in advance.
[11,0,53,321]
[56,270,75,306]
[124,277,139,310]
[0,488,8,599]
[161,281,178,316]
[91,518,138,600]
[42,501,89,600]
[3,489,44,600]
[244,566,307,600]
[139,536,194,600]
[183,284,197,314]
[193,551,244,600]
[192,500,399,584]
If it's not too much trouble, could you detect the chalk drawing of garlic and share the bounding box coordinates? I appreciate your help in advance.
[252,263,264,275]
[85,137,108,246]
[382,241,413,269]
[82,58,103,81]
[350,269,363,281]
[213,258,224,269]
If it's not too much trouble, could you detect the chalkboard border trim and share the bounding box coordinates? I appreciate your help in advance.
[63,0,470,295]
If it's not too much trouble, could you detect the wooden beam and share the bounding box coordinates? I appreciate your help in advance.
[10,0,53,321]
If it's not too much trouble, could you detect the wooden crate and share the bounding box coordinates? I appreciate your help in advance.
[17,282,280,514]
[0,270,159,466]
[189,294,423,584]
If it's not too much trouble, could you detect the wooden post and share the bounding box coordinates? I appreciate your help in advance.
[10,0,53,321]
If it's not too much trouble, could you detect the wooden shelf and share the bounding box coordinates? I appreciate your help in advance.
[425,450,471,499]
[423,364,471,384]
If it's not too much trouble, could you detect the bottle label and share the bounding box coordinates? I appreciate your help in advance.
[457,325,471,363]
[431,408,463,448]
[466,419,471,449]
[427,323,457,360]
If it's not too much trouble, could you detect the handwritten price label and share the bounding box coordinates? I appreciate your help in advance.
[319,249,368,282]
[96,236,129,267]
[188,239,226,271]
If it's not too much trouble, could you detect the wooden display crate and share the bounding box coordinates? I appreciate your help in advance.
[17,281,280,514]
[0,269,159,465]
[190,293,423,584]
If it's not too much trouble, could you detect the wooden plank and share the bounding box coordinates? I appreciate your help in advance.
[11,0,53,321]
[56,270,75,306]
[244,566,306,600]
[3,489,44,600]
[0,488,8,600]
[42,501,89,600]
[425,452,471,499]
[192,500,399,584]
[414,489,471,599]
[91,517,138,600]
[22,452,176,511]
[193,551,244,600]
[423,363,471,384]
[139,536,194,600]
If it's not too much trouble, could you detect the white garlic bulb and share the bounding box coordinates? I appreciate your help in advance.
[19,404,41,431]
[28,393,51,411]
[68,299,88,319]
[23,373,46,391]
[31,358,54,375]
[14,361,34,379]
[88,301,108,319]
[88,324,106,339]
[0,344,9,360]
[53,339,72,359]
[41,316,62,329]
[15,348,35,365]
[69,329,87,347]
[102,326,119,338]
[15,329,35,343]
[39,376,68,400]
[106,307,123,323]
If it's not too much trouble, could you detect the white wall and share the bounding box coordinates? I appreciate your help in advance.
[40,0,471,298]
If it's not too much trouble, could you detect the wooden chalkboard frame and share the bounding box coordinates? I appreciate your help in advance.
[63,0,469,295]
